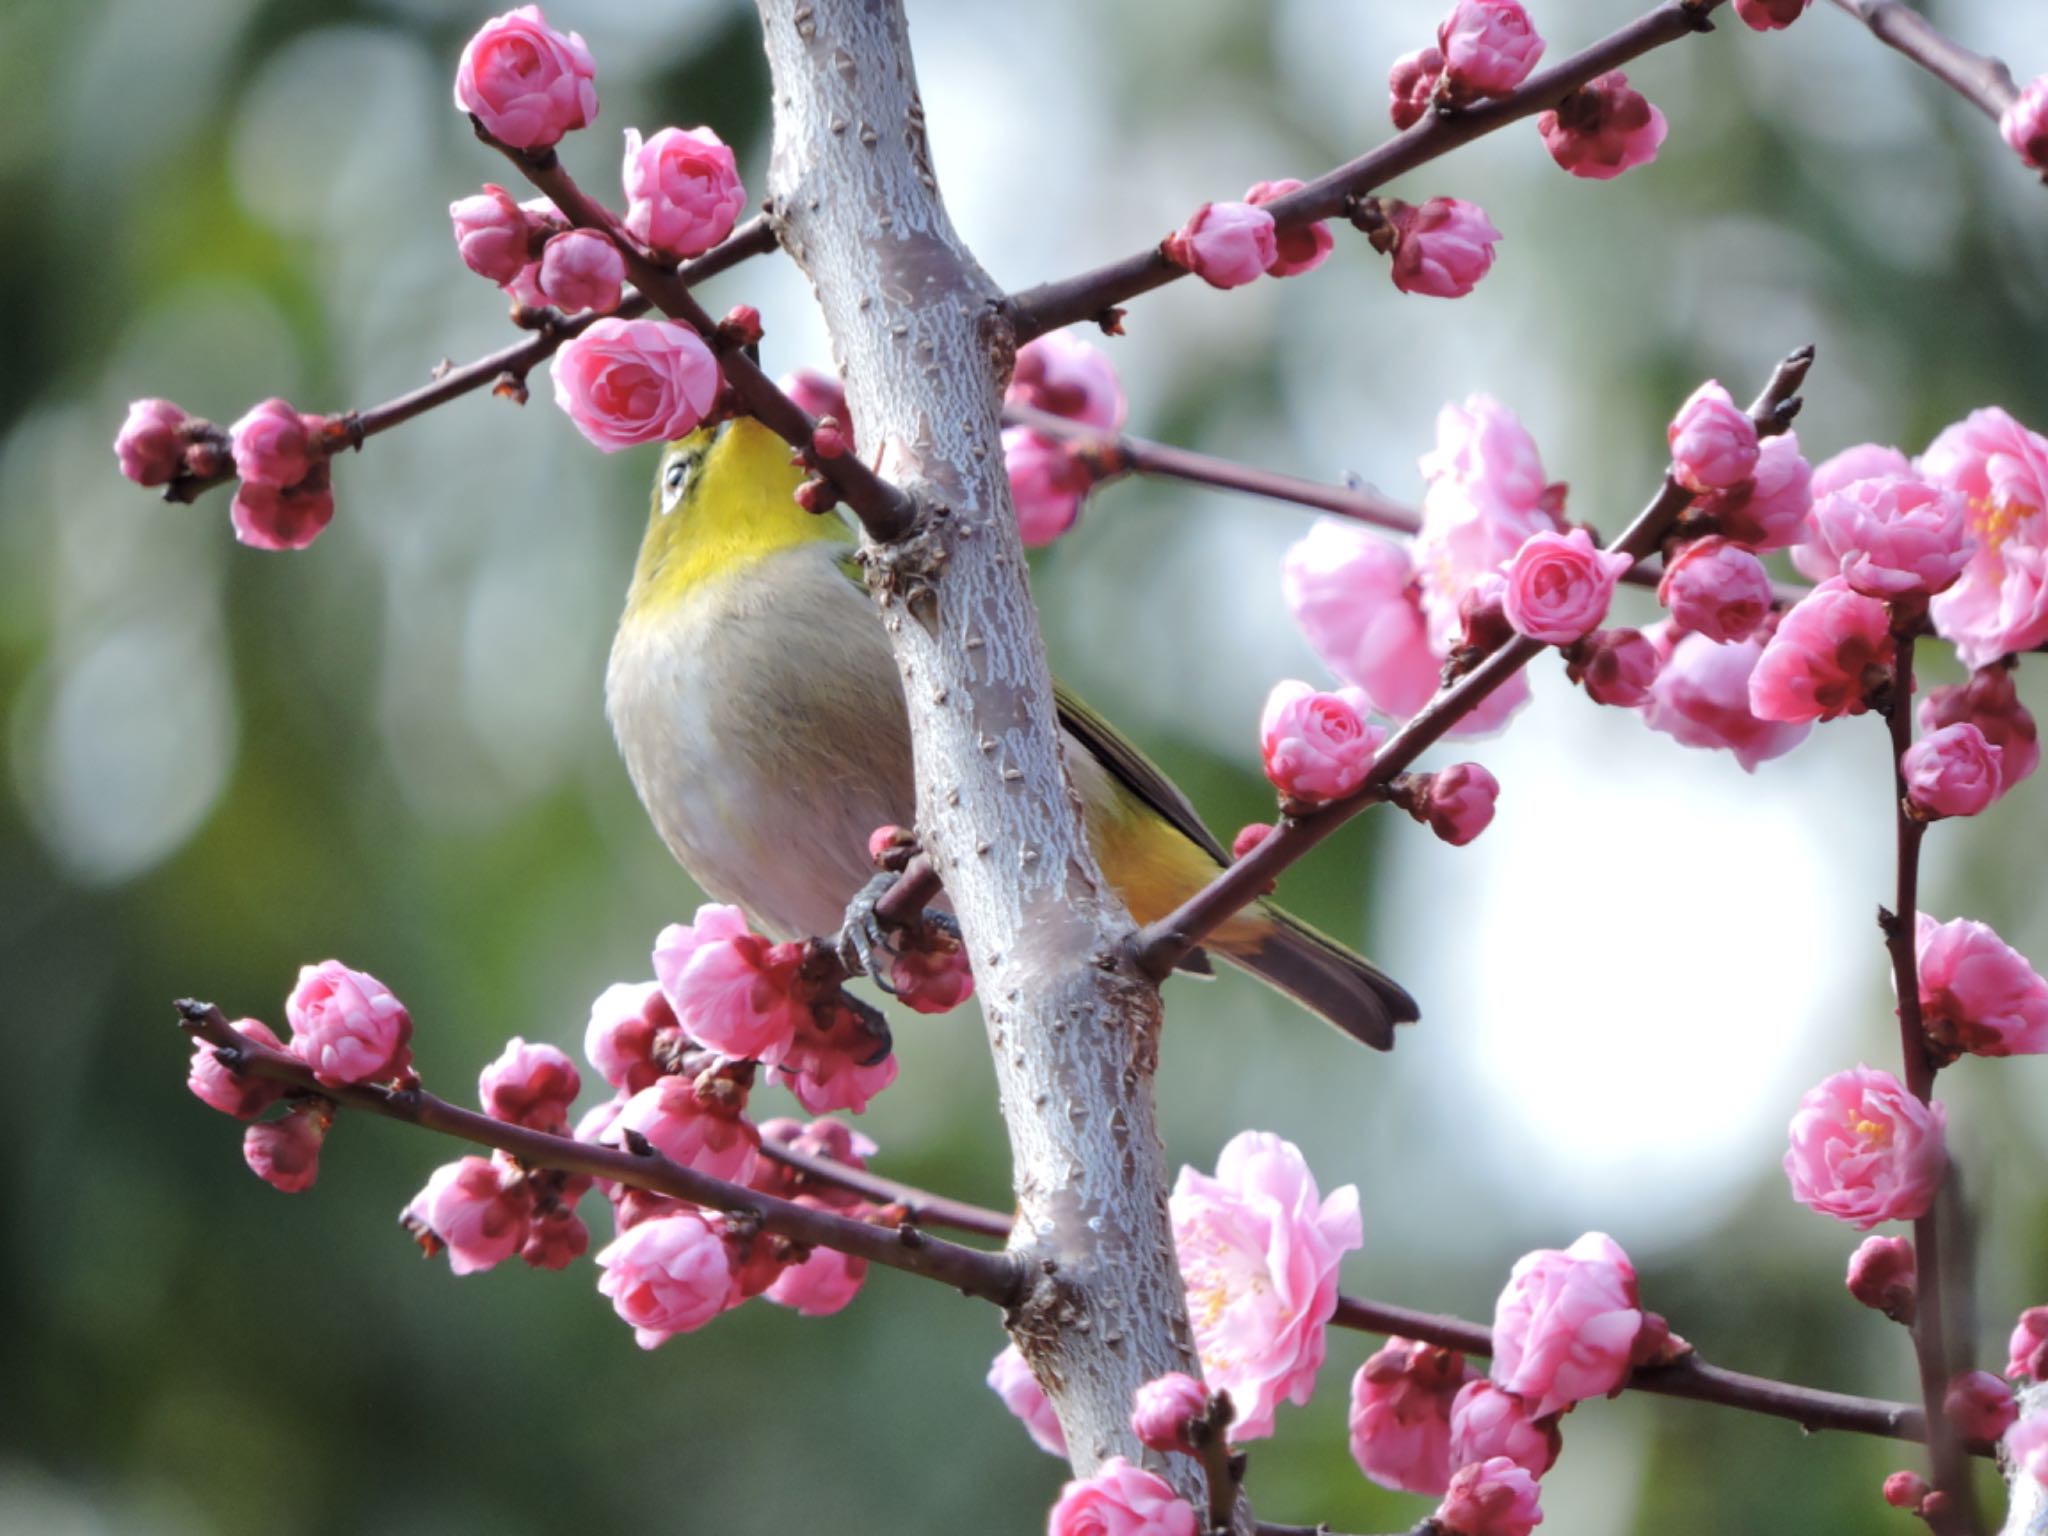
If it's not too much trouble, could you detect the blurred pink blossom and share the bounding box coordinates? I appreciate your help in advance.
[607,1074,761,1185]
[1919,665,2038,794]
[2008,1307,2048,1382]
[1657,536,1772,642]
[1845,1234,1917,1322]
[537,229,626,315]
[1282,521,1441,719]
[479,1036,581,1133]
[1706,432,1812,551]
[1922,407,2048,667]
[988,1343,1067,1456]
[1810,476,1974,598]
[1247,179,1334,278]
[187,1019,288,1120]
[1916,912,2048,1058]
[1748,577,1894,724]
[1388,197,1500,298]
[1389,46,1444,129]
[1436,1454,1544,1536]
[1436,0,1545,105]
[243,1108,326,1193]
[595,1211,734,1348]
[407,1156,533,1275]
[1902,723,2003,819]
[1130,1372,1209,1454]
[1348,1339,1469,1494]
[1732,0,1812,29]
[1163,200,1278,289]
[453,6,597,151]
[584,980,675,1095]
[1047,1457,1199,1536]
[1668,381,1759,493]
[1449,1380,1560,1477]
[1490,1231,1645,1417]
[1008,331,1126,431]
[1003,427,1092,545]
[1537,71,1665,180]
[1783,1065,1946,1228]
[1944,1370,2017,1444]
[449,183,532,285]
[2000,74,2048,171]
[1642,630,1812,770]
[653,903,803,1064]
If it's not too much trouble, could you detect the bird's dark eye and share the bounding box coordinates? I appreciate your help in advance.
[661,457,690,510]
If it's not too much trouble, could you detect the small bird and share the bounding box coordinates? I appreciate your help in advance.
[605,417,1418,1049]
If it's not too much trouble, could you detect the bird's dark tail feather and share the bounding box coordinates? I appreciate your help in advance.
[1227,906,1418,1051]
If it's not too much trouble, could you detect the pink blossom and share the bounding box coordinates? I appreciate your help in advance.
[2008,1307,2048,1381]
[1919,665,2038,794]
[1502,528,1631,645]
[988,1343,1067,1456]
[407,1156,532,1275]
[607,1075,761,1185]
[230,468,336,552]
[230,397,319,488]
[453,6,597,151]
[1732,0,1812,28]
[1416,396,1555,649]
[522,1206,590,1271]
[777,1000,899,1116]
[595,1210,735,1348]
[1815,443,1919,502]
[1915,912,2048,1058]
[764,1236,866,1317]
[1231,823,1273,862]
[1170,1130,1362,1439]
[1347,1339,1468,1495]
[1883,1471,1932,1511]
[1903,723,2003,819]
[1945,1370,2017,1444]
[2003,75,2048,171]
[1436,0,1545,105]
[1282,521,1441,719]
[449,183,532,285]
[1491,1231,1646,1417]
[584,980,675,1094]
[187,1019,288,1119]
[114,398,189,486]
[1048,1459,1199,1536]
[1668,382,1760,493]
[1811,476,1974,598]
[1131,1372,1210,1454]
[1643,630,1812,770]
[1450,1381,1560,1477]
[1748,578,1894,724]
[1922,408,2048,667]
[622,126,746,260]
[1003,427,1092,546]
[1390,46,1445,130]
[1259,681,1387,803]
[1783,1064,1947,1228]
[2011,1418,2048,1489]
[550,317,720,453]
[1163,200,1279,289]
[286,959,412,1088]
[886,941,975,1014]
[1657,536,1772,642]
[1417,762,1498,846]
[1537,71,1666,180]
[1387,197,1501,298]
[1008,330,1126,431]
[780,367,850,435]
[537,229,625,315]
[1570,626,1659,708]
[479,1036,581,1132]
[1706,432,1813,551]
[1845,1234,1917,1322]
[1246,179,1334,278]
[655,904,806,1064]
[243,1108,326,1192]
[1436,1455,1544,1536]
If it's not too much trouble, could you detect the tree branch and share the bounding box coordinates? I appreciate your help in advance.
[1826,0,2019,122]
[759,1135,1013,1241]
[1005,0,1727,340]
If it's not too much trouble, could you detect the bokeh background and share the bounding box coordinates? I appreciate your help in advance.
[4,0,2046,1531]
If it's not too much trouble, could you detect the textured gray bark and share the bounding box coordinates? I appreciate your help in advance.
[754,0,1217,1507]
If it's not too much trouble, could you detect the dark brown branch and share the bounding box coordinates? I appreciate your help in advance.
[759,1135,1014,1240]
[1257,1524,1432,1536]
[174,999,1021,1306]
[1133,345,1813,980]
[1005,0,1727,340]
[159,217,779,505]
[1826,0,2019,122]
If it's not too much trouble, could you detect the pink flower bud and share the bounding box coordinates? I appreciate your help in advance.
[1259,680,1387,803]
[243,1107,326,1192]
[1732,0,1812,28]
[229,397,319,488]
[2009,1307,2048,1381]
[1348,1339,1469,1494]
[514,1206,585,1270]
[1282,521,1441,720]
[1748,578,1895,724]
[1570,626,1660,708]
[1903,723,2003,819]
[1436,0,1546,106]
[406,1156,532,1275]
[1883,1470,1932,1510]
[1916,912,2048,1058]
[115,398,190,486]
[1131,1372,1210,1455]
[551,317,720,452]
[286,959,412,1088]
[1008,330,1126,431]
[453,5,597,152]
[608,1075,761,1185]
[2012,1418,2048,1489]
[1845,1234,1917,1322]
[231,467,337,552]
[1644,630,1811,770]
[1945,1370,2018,1444]
[1389,46,1445,130]
[1811,476,1974,599]
[1436,1455,1543,1536]
[1668,382,1760,493]
[1246,179,1333,278]
[1491,1231,1645,1417]
[780,1000,899,1116]
[479,1036,581,1132]
[1387,196,1501,298]
[1231,823,1273,861]
[1920,666,2038,794]
[448,183,533,285]
[653,903,804,1065]
[1706,432,1813,551]
[1417,762,1499,846]
[1503,527,1632,645]
[187,1019,288,1119]
[988,1343,1067,1456]
[621,126,746,260]
[1449,1380,1560,1477]
[585,980,676,1094]
[536,229,625,315]
[1657,536,1772,643]
[2003,76,2048,171]
[1162,200,1279,289]
[780,367,851,439]
[1784,1064,1946,1228]
[1047,1457,1199,1536]
[595,1210,734,1348]
[1538,71,1666,180]
[1003,427,1093,546]
[886,940,975,1015]
[763,1229,867,1317]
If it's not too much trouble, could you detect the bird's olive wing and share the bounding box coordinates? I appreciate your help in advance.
[1052,683,1230,864]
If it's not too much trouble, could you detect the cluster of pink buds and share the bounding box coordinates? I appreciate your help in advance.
[224,398,340,551]
[1162,178,1335,291]
[1002,330,1128,545]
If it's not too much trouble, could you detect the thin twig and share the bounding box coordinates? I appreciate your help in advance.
[759,1135,1014,1240]
[1005,0,1728,340]
[1826,0,2019,122]
[174,999,1021,1305]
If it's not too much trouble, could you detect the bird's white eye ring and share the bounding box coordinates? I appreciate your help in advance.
[661,457,689,512]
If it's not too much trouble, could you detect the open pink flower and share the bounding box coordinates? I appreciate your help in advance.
[1922,407,2048,667]
[1416,397,1557,644]
[1246,179,1334,278]
[406,1156,533,1275]
[1915,912,2048,1058]
[1748,578,1894,724]
[2004,76,2048,171]
[653,902,804,1063]
[763,1210,868,1317]
[1733,0,1812,28]
[1171,1131,1360,1439]
[454,6,597,151]
[1491,1232,1645,1418]
[1282,521,1441,719]
[1846,1235,1916,1321]
[1643,630,1812,770]
[1657,536,1771,643]
[1450,1380,1560,1477]
[1008,331,1126,432]
[778,998,898,1116]
[1668,381,1759,493]
[1388,197,1500,298]
[1503,528,1631,645]
[988,1343,1067,1456]
[1259,681,1387,803]
[622,126,745,259]
[187,1019,288,1119]
[449,183,533,285]
[1163,200,1278,289]
[551,317,720,452]
[1436,1455,1544,1536]
[1903,724,2002,819]
[287,959,412,1088]
[1003,427,1093,546]
[1783,1065,1946,1228]
[537,229,625,315]
[243,1108,326,1193]
[607,1075,761,1185]
[584,979,676,1094]
[1705,432,1813,551]
[1390,46,1445,129]
[1538,71,1666,180]
[1810,476,1973,598]
[1048,1457,1199,1536]
[479,1036,581,1132]
[1131,1372,1210,1455]
[1347,1339,1469,1495]
[595,1210,734,1348]
[2009,1307,2048,1381]
[1436,0,1545,105]
[1919,665,2038,794]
